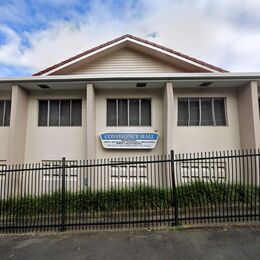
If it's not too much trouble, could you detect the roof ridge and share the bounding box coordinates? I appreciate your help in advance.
[33,34,228,76]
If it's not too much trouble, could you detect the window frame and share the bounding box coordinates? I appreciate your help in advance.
[0,99,11,127]
[106,98,152,127]
[177,97,227,127]
[38,99,82,127]
[110,160,148,184]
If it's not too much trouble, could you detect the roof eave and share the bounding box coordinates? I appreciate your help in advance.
[1,72,260,84]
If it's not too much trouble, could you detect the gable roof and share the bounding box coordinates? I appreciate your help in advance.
[33,34,228,76]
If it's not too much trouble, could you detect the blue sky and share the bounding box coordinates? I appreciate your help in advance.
[0,0,260,76]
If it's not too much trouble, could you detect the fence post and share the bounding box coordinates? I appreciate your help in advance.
[61,157,66,231]
[170,150,180,226]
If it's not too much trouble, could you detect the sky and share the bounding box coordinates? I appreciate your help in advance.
[0,0,260,77]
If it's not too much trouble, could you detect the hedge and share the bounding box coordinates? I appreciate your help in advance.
[0,181,259,216]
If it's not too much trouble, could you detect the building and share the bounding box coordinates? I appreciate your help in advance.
[0,34,260,165]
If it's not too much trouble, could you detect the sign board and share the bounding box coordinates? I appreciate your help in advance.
[100,130,159,149]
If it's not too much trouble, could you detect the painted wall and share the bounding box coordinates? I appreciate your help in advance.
[237,81,260,149]
[8,85,29,164]
[24,90,87,163]
[56,48,183,75]
[162,82,174,155]
[2,83,259,163]
[172,87,241,153]
[257,86,260,148]
[95,88,163,158]
[86,84,96,159]
[0,91,11,161]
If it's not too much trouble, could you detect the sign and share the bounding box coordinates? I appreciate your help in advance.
[100,130,159,149]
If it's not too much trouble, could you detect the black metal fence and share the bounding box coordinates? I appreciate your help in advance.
[0,149,259,233]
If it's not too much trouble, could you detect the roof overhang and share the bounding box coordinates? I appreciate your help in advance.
[0,73,259,91]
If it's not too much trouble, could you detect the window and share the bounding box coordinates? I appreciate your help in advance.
[0,160,6,180]
[42,160,78,167]
[110,160,147,185]
[0,100,11,127]
[180,161,226,182]
[42,160,78,181]
[38,99,82,126]
[178,98,226,126]
[107,99,151,126]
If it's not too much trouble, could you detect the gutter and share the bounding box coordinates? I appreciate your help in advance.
[0,73,260,84]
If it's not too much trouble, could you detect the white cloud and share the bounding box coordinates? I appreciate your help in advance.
[0,25,23,64]
[0,0,29,24]
[0,0,260,74]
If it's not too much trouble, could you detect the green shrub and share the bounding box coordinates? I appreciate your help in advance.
[0,181,259,216]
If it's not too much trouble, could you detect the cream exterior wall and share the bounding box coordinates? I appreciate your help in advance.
[24,90,87,163]
[172,87,241,153]
[257,85,260,148]
[162,82,174,155]
[0,91,11,161]
[1,83,259,163]
[57,48,184,75]
[86,84,96,159]
[95,88,163,158]
[8,85,29,164]
[237,81,260,149]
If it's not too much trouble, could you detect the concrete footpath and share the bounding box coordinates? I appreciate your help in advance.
[0,226,259,260]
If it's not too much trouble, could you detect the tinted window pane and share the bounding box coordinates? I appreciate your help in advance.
[178,99,188,126]
[38,100,48,126]
[201,98,213,126]
[49,100,59,126]
[0,101,4,126]
[118,99,128,126]
[129,99,139,126]
[107,99,117,126]
[141,99,151,126]
[71,100,82,126]
[60,100,70,126]
[189,99,200,126]
[214,99,226,125]
[4,100,11,126]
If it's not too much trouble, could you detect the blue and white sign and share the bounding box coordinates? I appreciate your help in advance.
[100,130,159,149]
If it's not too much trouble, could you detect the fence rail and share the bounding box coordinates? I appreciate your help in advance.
[0,149,259,233]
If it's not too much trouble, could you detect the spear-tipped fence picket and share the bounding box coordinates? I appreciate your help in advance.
[0,149,259,232]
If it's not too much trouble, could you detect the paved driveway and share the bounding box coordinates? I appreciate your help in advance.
[0,227,259,260]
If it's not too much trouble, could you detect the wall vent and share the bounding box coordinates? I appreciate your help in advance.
[38,84,50,89]
[199,82,212,87]
[136,83,147,88]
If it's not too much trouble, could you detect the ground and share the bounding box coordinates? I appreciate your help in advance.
[0,226,259,260]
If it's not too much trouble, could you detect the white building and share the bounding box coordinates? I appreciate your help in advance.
[0,34,260,165]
